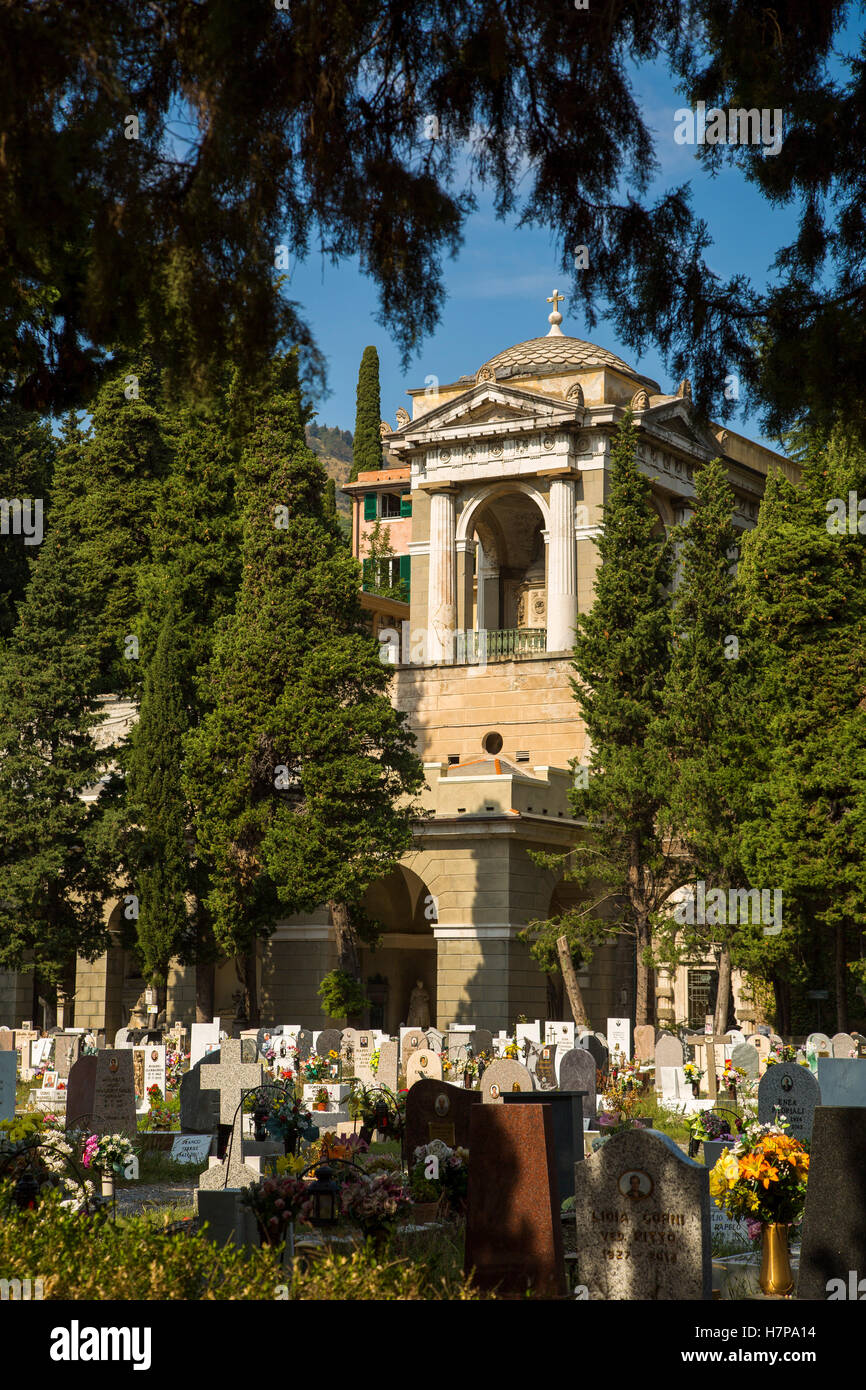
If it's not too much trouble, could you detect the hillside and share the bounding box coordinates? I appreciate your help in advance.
[306,423,353,520]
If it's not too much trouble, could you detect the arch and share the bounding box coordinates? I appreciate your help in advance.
[456,479,552,545]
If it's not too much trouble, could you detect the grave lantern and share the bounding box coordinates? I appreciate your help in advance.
[307,1163,340,1226]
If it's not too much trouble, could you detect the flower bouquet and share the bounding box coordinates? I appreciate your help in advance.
[683,1060,704,1096]
[409,1139,469,1218]
[242,1176,313,1247]
[264,1091,318,1152]
[710,1121,809,1289]
[340,1170,411,1243]
[82,1133,136,1177]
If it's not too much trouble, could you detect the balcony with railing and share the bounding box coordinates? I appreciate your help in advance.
[454,628,547,663]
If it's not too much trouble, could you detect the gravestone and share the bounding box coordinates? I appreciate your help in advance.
[465,1103,565,1297]
[133,1044,166,1113]
[559,1048,597,1121]
[180,1052,222,1132]
[704,1141,751,1251]
[190,1021,221,1068]
[424,1027,445,1054]
[727,1029,746,1047]
[607,1017,631,1063]
[535,1044,558,1089]
[480,1058,534,1102]
[170,1133,213,1166]
[0,1027,13,1051]
[405,1048,443,1088]
[469,1028,494,1057]
[544,1020,575,1050]
[14,1029,37,1080]
[376,1039,399,1090]
[572,1128,712,1300]
[65,1055,98,1128]
[502,1091,587,1200]
[113,1027,134,1050]
[831,1032,857,1058]
[0,1051,15,1122]
[757,1063,821,1142]
[405,1078,480,1156]
[633,1025,655,1063]
[351,1032,377,1086]
[294,1027,313,1061]
[659,1067,688,1103]
[515,1021,541,1047]
[198,1040,266,1191]
[798,1107,866,1300]
[747,1033,771,1070]
[315,1028,343,1060]
[584,1034,609,1080]
[817,1058,866,1107]
[54,1033,81,1079]
[400,1027,427,1062]
[730,1042,759,1080]
[91,1050,138,1138]
[806,1032,832,1057]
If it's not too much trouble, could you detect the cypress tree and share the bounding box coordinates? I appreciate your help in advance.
[0,417,117,997]
[184,355,423,1023]
[652,457,757,1032]
[737,428,866,1032]
[522,413,675,1026]
[349,346,382,482]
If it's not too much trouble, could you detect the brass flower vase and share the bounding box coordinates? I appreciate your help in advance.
[759,1223,794,1296]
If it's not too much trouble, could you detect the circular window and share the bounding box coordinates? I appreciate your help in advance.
[482,732,503,755]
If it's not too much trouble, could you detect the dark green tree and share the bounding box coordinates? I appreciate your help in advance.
[4,1,866,441]
[737,427,866,1032]
[0,403,54,641]
[184,356,424,1024]
[0,418,118,998]
[521,412,678,1025]
[652,457,758,1032]
[350,347,383,482]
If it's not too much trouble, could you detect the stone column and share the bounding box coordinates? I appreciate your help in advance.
[547,477,578,651]
[428,490,457,662]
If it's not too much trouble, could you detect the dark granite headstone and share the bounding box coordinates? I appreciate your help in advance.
[573,1128,712,1300]
[90,1050,138,1137]
[469,1028,494,1057]
[584,1034,609,1080]
[65,1055,98,1129]
[757,1063,821,1141]
[465,1103,565,1297]
[405,1078,480,1158]
[180,1053,222,1132]
[316,1028,343,1059]
[502,1090,587,1200]
[798,1107,866,1300]
[559,1048,597,1120]
[731,1042,759,1080]
[536,1044,558,1089]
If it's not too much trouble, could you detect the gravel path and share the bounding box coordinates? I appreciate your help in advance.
[115,1182,197,1217]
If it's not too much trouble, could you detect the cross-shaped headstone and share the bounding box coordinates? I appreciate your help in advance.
[685,1033,728,1102]
[197,1040,265,1191]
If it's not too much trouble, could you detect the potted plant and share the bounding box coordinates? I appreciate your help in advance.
[409,1139,469,1221]
[683,1061,704,1098]
[709,1122,809,1295]
[82,1132,136,1200]
[241,1175,313,1248]
[314,1087,330,1111]
[340,1170,411,1249]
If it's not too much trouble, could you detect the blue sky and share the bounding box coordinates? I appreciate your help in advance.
[286,15,866,451]
[287,58,807,450]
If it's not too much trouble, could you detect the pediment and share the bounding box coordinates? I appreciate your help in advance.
[393,381,581,443]
[641,401,718,457]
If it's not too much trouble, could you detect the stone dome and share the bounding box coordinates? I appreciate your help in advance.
[479,335,636,381]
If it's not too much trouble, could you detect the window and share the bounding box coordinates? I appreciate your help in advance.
[400,495,413,518]
[515,750,530,762]
[381,492,402,518]
[363,494,378,521]
[687,968,718,1030]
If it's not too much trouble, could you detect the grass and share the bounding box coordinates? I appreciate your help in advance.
[121,1146,210,1185]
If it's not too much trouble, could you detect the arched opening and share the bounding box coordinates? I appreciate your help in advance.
[360,866,437,1034]
[469,489,548,640]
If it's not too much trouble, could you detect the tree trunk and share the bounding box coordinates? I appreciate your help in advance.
[556,936,589,1028]
[634,922,651,1027]
[835,921,849,1033]
[244,949,260,1028]
[714,945,732,1036]
[329,900,363,1025]
[196,960,215,1023]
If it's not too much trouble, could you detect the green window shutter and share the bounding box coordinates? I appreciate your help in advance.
[400,494,413,517]
[362,558,372,588]
[399,554,411,603]
[363,493,378,521]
